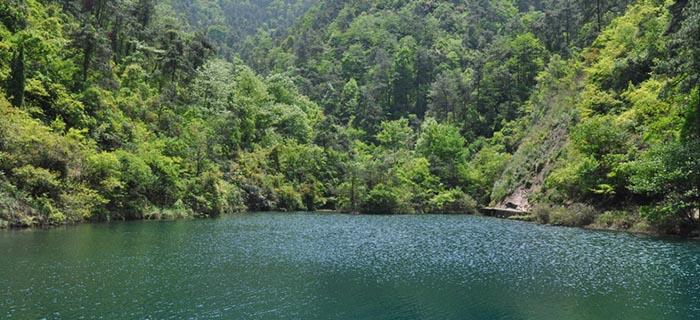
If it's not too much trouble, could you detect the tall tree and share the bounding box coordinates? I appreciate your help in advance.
[391,37,417,117]
[6,44,25,108]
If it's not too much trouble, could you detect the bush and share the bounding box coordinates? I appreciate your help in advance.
[240,183,276,211]
[592,210,636,230]
[0,177,37,227]
[459,144,510,204]
[144,200,193,220]
[532,203,595,227]
[361,184,401,214]
[532,204,553,224]
[11,165,61,198]
[427,189,478,214]
[58,184,107,222]
[565,203,596,226]
[35,196,64,225]
[275,185,303,212]
[186,168,245,216]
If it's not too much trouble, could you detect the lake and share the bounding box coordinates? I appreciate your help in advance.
[1,213,698,319]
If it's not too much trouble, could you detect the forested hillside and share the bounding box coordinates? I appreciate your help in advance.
[0,0,697,235]
[166,0,316,58]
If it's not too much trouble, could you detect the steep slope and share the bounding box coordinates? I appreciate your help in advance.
[0,0,326,227]
[491,57,584,211]
[166,0,317,58]
[1,0,697,235]
[250,0,630,137]
[491,0,699,235]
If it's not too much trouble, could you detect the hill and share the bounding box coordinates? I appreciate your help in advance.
[0,0,697,235]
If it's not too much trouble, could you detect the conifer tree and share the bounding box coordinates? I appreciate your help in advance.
[6,44,25,108]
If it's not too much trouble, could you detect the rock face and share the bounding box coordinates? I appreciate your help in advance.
[499,187,531,212]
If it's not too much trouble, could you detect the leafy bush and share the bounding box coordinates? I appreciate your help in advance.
[361,184,402,214]
[58,184,107,222]
[428,189,478,214]
[0,176,37,227]
[592,210,637,230]
[625,137,700,235]
[275,185,303,212]
[11,165,61,198]
[186,168,245,217]
[532,203,595,227]
[459,144,511,204]
[144,200,193,220]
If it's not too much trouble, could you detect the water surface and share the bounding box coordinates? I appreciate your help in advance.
[1,213,698,319]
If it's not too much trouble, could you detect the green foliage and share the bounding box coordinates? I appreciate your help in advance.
[490,55,580,205]
[532,203,596,227]
[460,144,511,204]
[0,0,696,237]
[0,173,37,227]
[486,0,699,235]
[428,189,478,214]
[376,118,414,150]
[415,118,466,186]
[186,168,244,217]
[592,210,640,231]
[395,157,440,211]
[625,138,699,235]
[6,43,24,107]
[362,184,403,214]
[167,0,316,62]
[666,0,700,92]
[586,0,670,91]
[11,165,61,198]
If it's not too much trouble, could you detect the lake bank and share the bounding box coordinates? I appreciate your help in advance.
[3,207,699,238]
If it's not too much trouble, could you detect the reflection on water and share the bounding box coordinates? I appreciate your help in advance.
[1,213,698,319]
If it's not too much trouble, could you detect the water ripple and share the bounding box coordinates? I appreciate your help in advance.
[0,213,698,319]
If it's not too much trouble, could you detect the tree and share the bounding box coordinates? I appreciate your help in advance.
[427,69,475,128]
[160,28,185,82]
[415,118,467,186]
[338,78,360,123]
[190,59,235,113]
[375,118,414,150]
[627,138,700,235]
[390,36,417,117]
[6,44,25,107]
[135,0,155,27]
[667,0,700,93]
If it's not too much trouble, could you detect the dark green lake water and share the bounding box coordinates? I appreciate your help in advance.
[1,213,698,319]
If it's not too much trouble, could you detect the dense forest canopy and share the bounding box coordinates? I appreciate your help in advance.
[166,0,316,58]
[0,0,698,235]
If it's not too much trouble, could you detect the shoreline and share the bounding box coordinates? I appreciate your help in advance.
[2,209,698,239]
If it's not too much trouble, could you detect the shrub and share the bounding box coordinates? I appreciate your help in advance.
[532,203,595,227]
[0,177,37,227]
[565,203,596,226]
[35,196,64,225]
[186,168,245,216]
[144,200,193,220]
[58,184,107,222]
[275,185,303,212]
[428,189,478,214]
[240,183,276,211]
[11,165,61,198]
[361,184,401,214]
[532,204,553,224]
[592,210,636,230]
[459,144,510,204]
